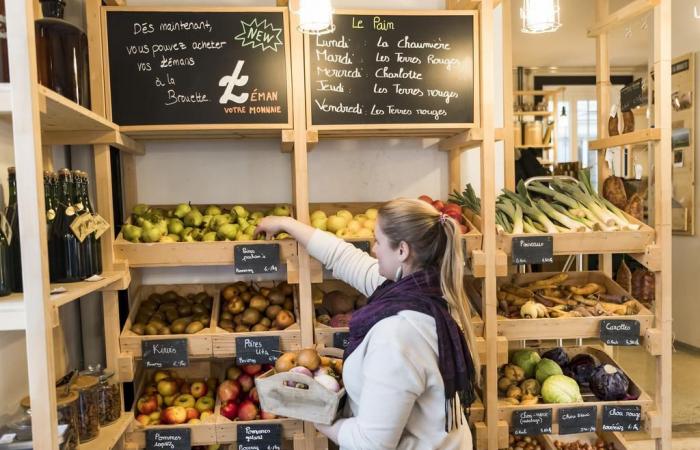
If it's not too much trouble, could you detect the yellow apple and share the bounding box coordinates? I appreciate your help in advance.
[354,214,368,225]
[311,217,328,231]
[356,228,374,238]
[365,208,378,220]
[346,220,362,234]
[326,215,348,233]
[363,219,376,231]
[310,210,327,222]
[336,209,353,221]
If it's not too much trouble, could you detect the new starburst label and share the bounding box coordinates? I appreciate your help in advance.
[234,18,283,53]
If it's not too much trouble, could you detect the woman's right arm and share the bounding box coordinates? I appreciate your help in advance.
[255,216,385,297]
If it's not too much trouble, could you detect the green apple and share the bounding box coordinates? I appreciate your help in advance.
[173,394,196,409]
[159,235,176,243]
[195,396,215,413]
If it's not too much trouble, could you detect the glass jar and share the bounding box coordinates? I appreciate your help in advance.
[97,370,121,426]
[17,388,80,450]
[72,374,99,443]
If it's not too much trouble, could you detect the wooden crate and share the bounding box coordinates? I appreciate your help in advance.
[496,212,655,255]
[125,361,222,448]
[498,347,653,429]
[114,203,298,270]
[496,271,654,340]
[538,431,628,450]
[212,281,302,358]
[120,284,219,358]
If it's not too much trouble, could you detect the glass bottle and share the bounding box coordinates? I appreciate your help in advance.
[0,0,9,83]
[48,172,59,281]
[6,167,21,292]
[35,0,90,107]
[0,211,11,297]
[50,169,82,283]
[71,170,94,278]
[81,171,101,275]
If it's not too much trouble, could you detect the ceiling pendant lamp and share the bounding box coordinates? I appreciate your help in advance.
[521,0,562,34]
[296,0,335,35]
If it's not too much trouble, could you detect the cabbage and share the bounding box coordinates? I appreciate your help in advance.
[541,375,583,403]
[564,354,597,386]
[541,347,569,368]
[589,364,630,401]
[512,350,541,378]
[535,358,563,384]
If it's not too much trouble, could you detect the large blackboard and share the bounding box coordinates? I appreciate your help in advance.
[104,8,291,126]
[307,12,476,127]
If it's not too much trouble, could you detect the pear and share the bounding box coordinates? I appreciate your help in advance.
[173,203,192,219]
[184,210,203,227]
[237,233,253,241]
[181,228,195,242]
[132,203,150,217]
[335,228,350,238]
[233,205,249,219]
[326,215,348,233]
[217,223,239,241]
[275,232,291,240]
[337,210,353,221]
[168,219,184,235]
[272,205,291,217]
[201,215,213,229]
[365,208,378,220]
[142,227,163,243]
[122,224,143,242]
[150,208,167,221]
[250,211,264,220]
[136,216,146,227]
[202,231,217,242]
[311,217,327,231]
[191,229,203,241]
[205,205,221,216]
[237,217,250,229]
[159,235,176,243]
[141,219,155,231]
[156,220,168,236]
[310,210,327,222]
[166,234,181,242]
[244,224,257,236]
[210,214,230,231]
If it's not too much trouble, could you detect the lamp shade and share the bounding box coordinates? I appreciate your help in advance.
[297,0,335,35]
[521,0,561,34]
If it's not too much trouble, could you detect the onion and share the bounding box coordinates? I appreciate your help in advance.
[314,374,341,393]
[290,366,313,378]
[314,367,331,377]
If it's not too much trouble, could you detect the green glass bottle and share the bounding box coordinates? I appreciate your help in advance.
[50,169,82,282]
[6,167,21,292]
[80,171,101,275]
[0,212,12,297]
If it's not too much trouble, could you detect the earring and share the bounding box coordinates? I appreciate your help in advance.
[395,266,403,281]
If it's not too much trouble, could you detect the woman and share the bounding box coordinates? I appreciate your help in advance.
[256,198,480,450]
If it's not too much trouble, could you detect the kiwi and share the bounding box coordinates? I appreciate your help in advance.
[218,319,233,330]
[149,319,167,330]
[145,324,159,335]
[265,305,282,320]
[234,324,250,333]
[136,312,152,324]
[192,304,207,316]
[131,323,146,335]
[195,314,211,327]
[163,291,178,302]
[150,312,165,323]
[201,296,213,310]
[283,299,294,312]
[251,324,269,332]
[140,301,157,312]
[241,308,262,326]
[233,314,243,326]
[159,326,171,335]
[249,296,270,312]
[221,311,233,320]
[241,292,252,302]
[194,292,210,304]
[186,321,204,334]
[177,305,192,316]
[148,293,162,303]
[170,322,187,334]
[260,317,272,327]
[165,308,179,323]
[267,289,285,306]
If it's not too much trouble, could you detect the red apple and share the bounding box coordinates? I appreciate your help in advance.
[418,195,433,204]
[135,414,150,426]
[161,406,187,425]
[185,407,200,421]
[217,379,241,403]
[238,400,259,421]
[238,374,254,393]
[173,394,196,409]
[195,396,215,413]
[261,410,277,420]
[226,366,242,381]
[190,380,208,398]
[241,364,262,376]
[432,200,445,212]
[136,395,158,415]
[220,400,238,420]
[248,387,259,403]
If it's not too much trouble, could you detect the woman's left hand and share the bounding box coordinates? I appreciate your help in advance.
[314,420,344,445]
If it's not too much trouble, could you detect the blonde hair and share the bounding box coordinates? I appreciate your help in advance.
[378,198,481,384]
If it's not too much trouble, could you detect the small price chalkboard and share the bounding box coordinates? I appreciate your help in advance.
[512,236,554,265]
[146,428,191,450]
[333,332,350,350]
[558,406,597,435]
[142,339,188,369]
[351,240,371,253]
[236,336,280,365]
[511,409,553,436]
[620,78,646,112]
[237,423,282,450]
[234,244,280,275]
[599,319,641,346]
[601,405,642,432]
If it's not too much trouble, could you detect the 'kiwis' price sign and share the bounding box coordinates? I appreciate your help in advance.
[236,336,280,365]
[599,319,641,346]
[512,236,554,265]
[237,424,282,450]
[142,339,188,369]
[558,406,597,434]
[234,244,280,274]
[512,409,553,436]
[146,428,190,450]
[601,405,642,432]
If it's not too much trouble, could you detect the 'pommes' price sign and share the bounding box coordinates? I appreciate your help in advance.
[237,424,282,450]
[602,405,642,432]
[599,319,641,346]
[142,339,188,369]
[234,244,280,274]
[146,428,190,450]
[512,409,553,436]
[558,406,597,435]
[512,236,554,265]
[236,336,280,365]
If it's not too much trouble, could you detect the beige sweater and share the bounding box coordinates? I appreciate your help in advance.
[307,230,473,450]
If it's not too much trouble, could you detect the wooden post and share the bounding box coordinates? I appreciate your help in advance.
[449,148,461,193]
[653,2,672,448]
[502,0,515,190]
[6,0,59,448]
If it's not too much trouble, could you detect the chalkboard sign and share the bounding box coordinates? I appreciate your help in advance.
[351,240,371,253]
[599,319,641,346]
[601,405,642,432]
[142,339,188,369]
[672,59,690,75]
[104,8,291,127]
[307,11,476,128]
[512,236,554,265]
[558,406,597,435]
[237,423,282,450]
[234,244,280,275]
[620,78,646,112]
[512,409,553,436]
[333,332,350,350]
[146,428,191,450]
[236,336,280,365]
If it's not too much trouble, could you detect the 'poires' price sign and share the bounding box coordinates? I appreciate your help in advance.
[236,335,280,365]
[512,236,554,265]
[599,319,641,346]
[234,244,280,275]
[146,428,190,450]
[602,405,642,432]
[142,339,189,369]
[238,424,282,450]
[511,408,553,436]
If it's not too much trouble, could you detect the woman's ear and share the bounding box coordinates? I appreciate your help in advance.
[397,240,410,263]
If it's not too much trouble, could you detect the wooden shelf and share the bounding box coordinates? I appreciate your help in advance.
[78,413,132,450]
[514,90,562,96]
[119,124,290,141]
[0,295,28,330]
[515,144,553,149]
[588,128,661,150]
[513,111,552,116]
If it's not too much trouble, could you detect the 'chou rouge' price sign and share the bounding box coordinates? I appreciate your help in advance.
[104,8,291,127]
[307,11,476,128]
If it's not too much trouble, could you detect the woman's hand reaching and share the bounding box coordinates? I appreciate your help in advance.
[254,215,317,247]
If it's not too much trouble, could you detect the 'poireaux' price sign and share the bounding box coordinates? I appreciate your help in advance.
[512,236,554,265]
[236,336,280,365]
[142,339,189,369]
[234,244,280,275]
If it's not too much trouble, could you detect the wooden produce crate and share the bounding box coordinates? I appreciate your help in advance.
[496,272,654,340]
[498,347,653,429]
[539,431,628,450]
[467,394,485,424]
[120,284,219,359]
[212,281,302,358]
[114,203,298,270]
[496,212,655,256]
[125,361,222,448]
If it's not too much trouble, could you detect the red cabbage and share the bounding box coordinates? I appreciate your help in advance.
[541,347,570,368]
[589,364,630,401]
[564,353,596,386]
